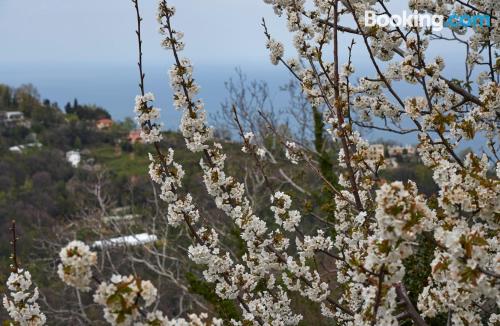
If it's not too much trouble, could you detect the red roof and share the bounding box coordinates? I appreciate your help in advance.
[96,118,113,128]
[128,130,143,143]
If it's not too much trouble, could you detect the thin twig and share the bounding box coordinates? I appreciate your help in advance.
[10,220,19,272]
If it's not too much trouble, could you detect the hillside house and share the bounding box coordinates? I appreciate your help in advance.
[92,233,158,249]
[9,142,42,153]
[128,130,143,144]
[388,145,416,157]
[96,118,113,130]
[367,144,385,161]
[66,150,81,167]
[0,111,30,127]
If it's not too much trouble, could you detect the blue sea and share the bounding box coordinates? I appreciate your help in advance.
[0,62,486,151]
[0,62,290,128]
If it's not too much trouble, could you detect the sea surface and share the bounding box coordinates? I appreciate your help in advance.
[0,62,486,151]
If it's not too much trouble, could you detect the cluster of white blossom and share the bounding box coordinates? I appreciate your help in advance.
[3,269,46,325]
[159,25,185,51]
[352,92,401,121]
[137,312,223,326]
[156,2,356,323]
[375,181,436,242]
[417,218,499,322]
[241,132,266,158]
[284,141,302,164]
[350,131,386,171]
[437,153,498,222]
[195,143,301,316]
[266,38,284,65]
[148,149,185,204]
[371,30,403,61]
[93,275,158,325]
[241,132,255,153]
[55,237,223,326]
[135,311,170,326]
[282,255,331,303]
[270,191,301,232]
[143,133,248,321]
[187,230,248,301]
[78,0,500,325]
[131,15,267,322]
[243,289,302,325]
[167,58,212,152]
[135,92,206,230]
[332,180,437,325]
[373,71,495,326]
[14,0,494,324]
[296,230,333,259]
[57,240,97,291]
[134,93,163,143]
[256,1,499,324]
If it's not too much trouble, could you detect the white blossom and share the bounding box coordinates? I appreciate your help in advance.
[266,38,284,65]
[3,269,46,326]
[285,141,301,164]
[57,240,97,291]
[134,93,163,143]
[94,275,158,326]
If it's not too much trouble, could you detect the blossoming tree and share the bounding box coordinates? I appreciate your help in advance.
[4,0,499,325]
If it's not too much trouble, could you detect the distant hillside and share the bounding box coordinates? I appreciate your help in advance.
[0,83,440,323]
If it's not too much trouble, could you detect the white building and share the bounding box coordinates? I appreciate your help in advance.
[92,233,158,249]
[388,145,416,157]
[66,150,81,167]
[367,144,385,161]
[405,145,416,155]
[1,111,30,127]
[102,206,140,223]
[9,142,42,153]
[3,111,24,122]
[387,157,399,168]
[102,214,139,223]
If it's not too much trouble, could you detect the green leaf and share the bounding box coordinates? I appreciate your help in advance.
[106,293,122,306]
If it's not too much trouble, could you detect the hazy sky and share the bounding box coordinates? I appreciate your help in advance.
[0,0,464,73]
[0,0,474,146]
[0,0,292,66]
[0,1,297,123]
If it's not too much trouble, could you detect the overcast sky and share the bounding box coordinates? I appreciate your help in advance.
[0,0,472,146]
[0,0,292,66]
[0,0,301,128]
[0,0,464,72]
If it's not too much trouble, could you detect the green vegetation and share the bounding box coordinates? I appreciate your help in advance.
[90,145,150,177]
[186,272,241,321]
[0,83,443,323]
